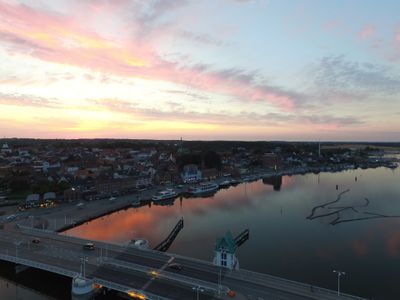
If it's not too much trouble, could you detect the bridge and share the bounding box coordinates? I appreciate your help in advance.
[234,229,249,248]
[154,218,184,252]
[0,227,368,300]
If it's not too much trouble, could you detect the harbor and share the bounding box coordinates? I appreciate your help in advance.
[1,162,399,299]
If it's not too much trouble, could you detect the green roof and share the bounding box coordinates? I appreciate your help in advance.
[215,231,237,253]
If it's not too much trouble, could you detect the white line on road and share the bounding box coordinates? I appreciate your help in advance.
[141,256,175,291]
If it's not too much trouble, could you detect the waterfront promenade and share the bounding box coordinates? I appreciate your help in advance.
[3,166,369,232]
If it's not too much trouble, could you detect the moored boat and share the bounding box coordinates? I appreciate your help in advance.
[152,189,177,201]
[189,182,219,195]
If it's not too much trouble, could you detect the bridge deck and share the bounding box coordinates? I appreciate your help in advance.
[0,228,368,300]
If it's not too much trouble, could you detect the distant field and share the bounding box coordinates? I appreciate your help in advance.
[322,144,400,151]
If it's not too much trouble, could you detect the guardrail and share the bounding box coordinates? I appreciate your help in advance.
[230,269,367,300]
[93,277,170,300]
[0,253,78,278]
[11,229,368,299]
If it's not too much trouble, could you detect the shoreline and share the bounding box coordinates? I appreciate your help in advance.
[7,162,398,233]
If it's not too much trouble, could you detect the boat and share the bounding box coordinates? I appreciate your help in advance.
[152,189,178,201]
[189,182,219,195]
[230,179,240,185]
[219,180,231,188]
[132,200,141,207]
[153,198,175,206]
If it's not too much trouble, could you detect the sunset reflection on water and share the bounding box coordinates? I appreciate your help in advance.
[64,168,400,299]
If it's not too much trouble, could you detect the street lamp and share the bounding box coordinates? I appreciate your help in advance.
[14,241,22,259]
[192,286,205,300]
[80,257,89,278]
[333,270,346,296]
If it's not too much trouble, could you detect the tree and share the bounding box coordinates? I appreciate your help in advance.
[8,177,30,193]
[177,153,202,170]
[203,151,222,170]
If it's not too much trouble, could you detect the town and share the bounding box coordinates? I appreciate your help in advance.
[0,139,398,212]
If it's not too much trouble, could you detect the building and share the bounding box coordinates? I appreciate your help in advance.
[181,164,202,183]
[95,177,137,196]
[1,143,11,154]
[43,192,56,202]
[213,231,239,270]
[26,194,40,206]
[63,188,80,202]
[202,168,218,180]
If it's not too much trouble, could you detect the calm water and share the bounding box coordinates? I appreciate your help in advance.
[2,167,400,299]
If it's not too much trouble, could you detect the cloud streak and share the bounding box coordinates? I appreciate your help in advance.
[0,1,300,110]
[309,55,400,98]
[0,92,60,107]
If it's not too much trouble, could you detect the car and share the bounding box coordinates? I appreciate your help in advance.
[6,214,16,221]
[168,263,183,271]
[31,238,40,244]
[83,242,95,250]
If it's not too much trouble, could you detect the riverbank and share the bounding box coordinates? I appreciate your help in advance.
[4,161,398,233]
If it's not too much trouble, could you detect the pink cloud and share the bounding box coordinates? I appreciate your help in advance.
[359,24,376,40]
[323,20,339,32]
[0,1,298,110]
[395,26,400,44]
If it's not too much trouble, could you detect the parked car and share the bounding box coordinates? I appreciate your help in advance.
[31,238,41,244]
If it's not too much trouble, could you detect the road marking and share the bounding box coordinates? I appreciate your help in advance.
[141,256,175,290]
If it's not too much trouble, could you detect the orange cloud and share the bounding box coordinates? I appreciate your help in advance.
[0,1,299,110]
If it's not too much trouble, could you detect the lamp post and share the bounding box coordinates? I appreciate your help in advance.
[80,257,88,278]
[333,270,346,296]
[14,241,22,259]
[192,286,205,300]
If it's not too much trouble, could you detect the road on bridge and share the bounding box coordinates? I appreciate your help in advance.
[0,228,366,300]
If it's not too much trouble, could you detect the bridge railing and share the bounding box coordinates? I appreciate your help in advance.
[230,269,367,300]
[93,277,170,300]
[0,252,78,278]
[101,257,230,295]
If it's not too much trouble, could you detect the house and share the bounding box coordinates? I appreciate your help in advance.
[1,143,12,154]
[181,164,202,183]
[135,176,152,188]
[213,231,239,270]
[43,192,56,202]
[63,188,80,202]
[26,194,40,206]
[202,168,218,180]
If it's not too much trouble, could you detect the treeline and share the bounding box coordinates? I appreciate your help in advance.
[177,151,222,171]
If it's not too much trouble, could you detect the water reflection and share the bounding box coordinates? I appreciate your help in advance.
[65,167,400,299]
[0,261,69,300]
[262,175,282,191]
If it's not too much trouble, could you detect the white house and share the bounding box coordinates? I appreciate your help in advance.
[181,164,202,183]
[1,143,11,154]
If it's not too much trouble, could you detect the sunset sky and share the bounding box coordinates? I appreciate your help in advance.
[0,0,399,141]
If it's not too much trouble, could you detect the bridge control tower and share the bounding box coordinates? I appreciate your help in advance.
[214,231,238,270]
[214,229,249,270]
